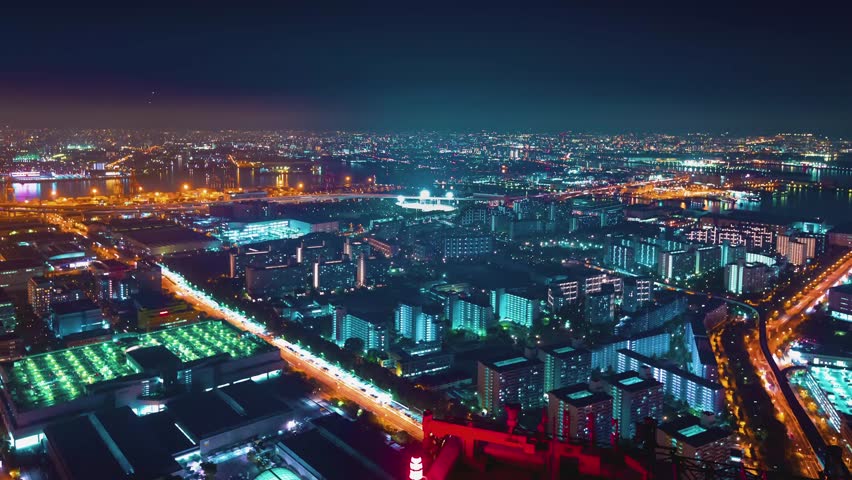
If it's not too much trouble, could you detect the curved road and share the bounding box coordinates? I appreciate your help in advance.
[584,261,826,477]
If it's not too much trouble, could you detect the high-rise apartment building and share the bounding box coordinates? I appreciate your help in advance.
[498,291,539,328]
[608,370,663,440]
[621,277,653,313]
[450,296,492,336]
[478,356,544,413]
[777,233,817,266]
[394,302,441,344]
[538,344,592,393]
[658,250,694,281]
[617,349,725,414]
[332,311,389,353]
[439,234,493,261]
[311,258,357,292]
[547,383,613,444]
[723,260,770,295]
[584,285,615,325]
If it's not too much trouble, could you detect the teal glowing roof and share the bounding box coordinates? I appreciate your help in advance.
[553,346,575,354]
[253,468,301,480]
[493,357,527,368]
[678,425,707,437]
[619,376,644,386]
[567,390,593,400]
[3,321,271,410]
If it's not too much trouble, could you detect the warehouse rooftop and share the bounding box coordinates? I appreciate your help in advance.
[2,321,273,411]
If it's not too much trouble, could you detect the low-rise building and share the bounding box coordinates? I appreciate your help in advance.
[0,258,45,292]
[44,378,293,479]
[49,299,105,339]
[0,333,24,362]
[657,414,735,464]
[390,350,454,378]
[134,294,200,331]
[828,283,852,323]
[0,321,282,451]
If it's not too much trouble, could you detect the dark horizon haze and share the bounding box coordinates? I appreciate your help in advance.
[2,4,852,135]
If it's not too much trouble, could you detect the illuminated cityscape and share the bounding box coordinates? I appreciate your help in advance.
[1,4,852,480]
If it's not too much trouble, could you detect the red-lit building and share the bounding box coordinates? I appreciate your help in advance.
[418,409,648,480]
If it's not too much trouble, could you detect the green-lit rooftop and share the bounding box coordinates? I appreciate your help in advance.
[2,321,271,411]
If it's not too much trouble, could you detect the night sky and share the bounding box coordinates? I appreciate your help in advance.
[2,4,851,134]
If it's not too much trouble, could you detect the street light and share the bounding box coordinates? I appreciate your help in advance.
[182,183,190,191]
[91,187,98,195]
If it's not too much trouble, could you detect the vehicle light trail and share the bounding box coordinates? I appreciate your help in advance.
[159,264,424,439]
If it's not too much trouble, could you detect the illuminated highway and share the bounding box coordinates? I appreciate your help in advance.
[584,261,822,476]
[733,251,852,478]
[770,251,852,348]
[159,265,425,440]
[32,202,426,439]
[765,252,852,473]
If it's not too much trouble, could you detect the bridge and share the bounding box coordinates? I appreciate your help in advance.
[0,177,679,218]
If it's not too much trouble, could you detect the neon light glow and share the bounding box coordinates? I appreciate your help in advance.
[409,456,424,480]
[214,219,306,245]
[494,357,527,368]
[567,390,593,400]
[396,199,456,212]
[677,425,707,437]
[12,433,43,450]
[5,321,270,410]
[619,376,644,386]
